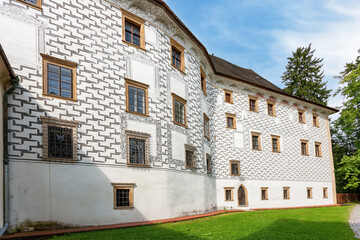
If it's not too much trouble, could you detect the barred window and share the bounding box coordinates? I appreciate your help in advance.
[125,21,141,47]
[224,187,234,201]
[204,113,210,140]
[185,145,196,169]
[112,183,134,209]
[206,154,212,174]
[125,79,148,116]
[261,187,268,200]
[172,93,187,127]
[126,131,150,167]
[116,189,130,207]
[230,160,240,176]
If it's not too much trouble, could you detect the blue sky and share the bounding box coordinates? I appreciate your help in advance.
[164,0,360,113]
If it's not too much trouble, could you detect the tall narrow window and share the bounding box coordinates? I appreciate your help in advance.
[267,100,276,116]
[41,54,77,101]
[249,96,259,112]
[313,114,319,127]
[224,187,234,201]
[251,132,261,151]
[283,187,290,200]
[200,67,207,95]
[172,93,187,127]
[224,90,233,104]
[323,188,328,198]
[204,113,210,140]
[122,9,145,50]
[261,187,268,200]
[225,113,236,129]
[271,135,280,153]
[298,110,305,124]
[315,142,322,157]
[112,183,135,209]
[125,79,148,116]
[185,145,196,169]
[301,140,309,156]
[15,0,42,10]
[307,187,313,199]
[230,160,240,176]
[41,117,78,162]
[206,154,212,174]
[126,131,150,167]
[170,38,185,72]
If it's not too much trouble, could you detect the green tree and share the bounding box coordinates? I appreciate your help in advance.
[336,150,360,192]
[282,44,331,105]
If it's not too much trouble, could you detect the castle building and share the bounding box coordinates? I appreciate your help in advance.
[0,0,337,229]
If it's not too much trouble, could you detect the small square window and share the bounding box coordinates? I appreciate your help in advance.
[170,38,185,73]
[122,9,145,50]
[313,114,319,127]
[230,160,240,176]
[126,130,150,167]
[267,100,276,116]
[298,110,305,124]
[283,187,290,199]
[261,187,268,200]
[307,187,313,199]
[251,132,261,151]
[172,93,187,128]
[112,183,135,209]
[41,117,78,162]
[15,0,42,10]
[206,154,212,174]
[204,113,210,140]
[224,187,234,201]
[224,90,233,104]
[185,145,196,169]
[323,188,328,199]
[200,67,207,95]
[225,113,236,129]
[249,96,258,112]
[315,142,322,157]
[125,79,148,116]
[271,135,280,153]
[301,140,309,156]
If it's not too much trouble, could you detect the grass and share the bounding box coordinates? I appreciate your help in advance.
[51,206,355,240]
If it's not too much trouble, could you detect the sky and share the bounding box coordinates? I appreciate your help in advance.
[164,0,360,117]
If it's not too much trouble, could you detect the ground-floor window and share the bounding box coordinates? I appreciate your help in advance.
[283,187,290,199]
[323,187,328,198]
[307,187,313,199]
[112,183,135,209]
[224,187,234,201]
[261,187,268,200]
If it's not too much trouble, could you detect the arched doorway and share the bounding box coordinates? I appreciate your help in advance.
[238,185,248,207]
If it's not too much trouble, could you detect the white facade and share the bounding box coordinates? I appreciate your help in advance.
[0,0,337,228]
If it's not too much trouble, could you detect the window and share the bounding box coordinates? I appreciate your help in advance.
[298,110,305,124]
[125,79,148,116]
[307,187,313,199]
[185,144,196,169]
[261,187,268,200]
[206,154,212,174]
[121,9,145,50]
[230,160,240,176]
[126,130,150,167]
[204,113,210,140]
[112,183,134,209]
[301,140,309,156]
[315,142,322,157]
[224,187,234,201]
[224,90,233,104]
[15,0,42,10]
[267,100,276,116]
[323,187,328,199]
[41,54,77,101]
[200,67,207,95]
[313,114,319,127]
[225,113,236,129]
[170,38,185,72]
[172,93,187,127]
[251,132,261,151]
[41,117,78,161]
[283,187,290,200]
[271,135,280,153]
[249,96,259,112]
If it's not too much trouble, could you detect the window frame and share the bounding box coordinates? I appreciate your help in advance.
[41,54,78,101]
[315,142,322,157]
[206,154,212,174]
[203,113,210,140]
[249,95,259,113]
[261,187,269,200]
[229,160,240,176]
[271,135,280,153]
[224,187,234,201]
[251,132,262,151]
[225,113,236,129]
[300,140,309,156]
[112,183,135,210]
[313,114,319,127]
[170,38,185,73]
[267,100,276,116]
[307,187,313,199]
[121,8,145,50]
[298,110,306,124]
[185,144,196,170]
[15,0,42,10]
[323,187,328,199]
[172,93,187,128]
[200,66,207,95]
[224,90,233,104]
[125,78,149,117]
[283,187,290,200]
[41,116,78,162]
[126,130,150,168]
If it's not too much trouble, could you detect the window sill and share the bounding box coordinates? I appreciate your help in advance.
[226,127,237,130]
[185,166,197,170]
[272,151,281,153]
[283,198,290,200]
[230,174,240,177]
[114,206,134,210]
[14,0,42,11]
[122,40,146,51]
[261,199,268,201]
[204,136,210,141]
[299,122,306,124]
[43,157,78,162]
[127,164,150,168]
[268,114,276,117]
[173,121,187,128]
[224,101,233,104]
[43,93,77,102]
[225,200,234,202]
[126,110,149,117]
[249,110,259,113]
[252,149,262,151]
[301,154,309,156]
[171,64,186,75]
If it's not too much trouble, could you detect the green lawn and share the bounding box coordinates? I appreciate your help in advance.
[51,206,355,240]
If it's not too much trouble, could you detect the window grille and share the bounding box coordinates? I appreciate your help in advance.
[116,189,130,207]
[252,135,259,150]
[48,126,73,159]
[174,100,185,124]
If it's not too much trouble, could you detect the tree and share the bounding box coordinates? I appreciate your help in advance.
[336,150,360,192]
[282,44,331,105]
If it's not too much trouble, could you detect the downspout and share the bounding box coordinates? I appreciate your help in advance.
[1,76,19,236]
